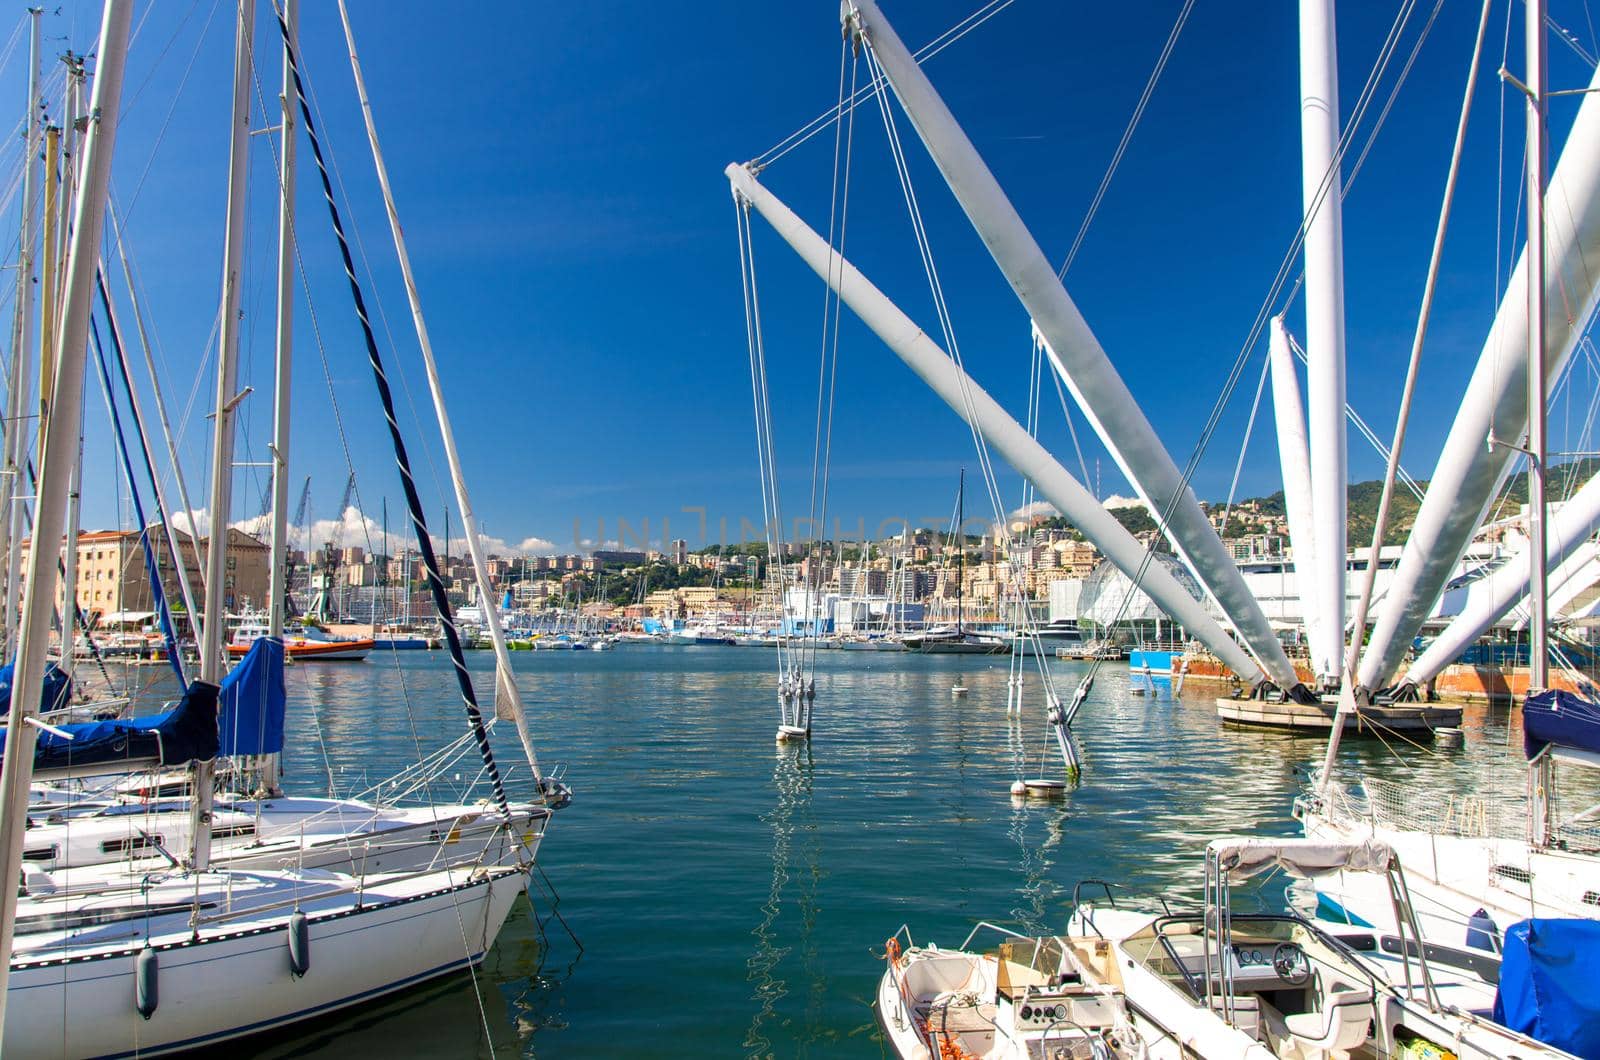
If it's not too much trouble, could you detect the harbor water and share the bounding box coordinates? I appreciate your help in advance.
[178,646,1527,1058]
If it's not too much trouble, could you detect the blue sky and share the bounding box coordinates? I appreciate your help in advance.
[3,1,1598,557]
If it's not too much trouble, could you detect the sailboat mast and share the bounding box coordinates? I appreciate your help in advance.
[1526,0,1549,695]
[334,0,547,787]
[1525,0,1554,846]
[191,0,257,873]
[0,0,131,1028]
[261,0,296,796]
[0,8,42,660]
[58,59,87,680]
[956,470,964,634]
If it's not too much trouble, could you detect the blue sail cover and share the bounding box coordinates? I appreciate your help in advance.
[0,680,218,774]
[1493,919,1600,1057]
[0,660,72,718]
[218,637,286,756]
[1523,689,1600,759]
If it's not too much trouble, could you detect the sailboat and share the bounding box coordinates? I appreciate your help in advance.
[1,3,564,1053]
[902,472,1008,655]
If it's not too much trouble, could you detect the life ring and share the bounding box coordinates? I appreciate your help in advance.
[884,937,901,963]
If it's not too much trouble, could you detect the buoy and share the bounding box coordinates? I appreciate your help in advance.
[1434,726,1464,749]
[951,685,968,696]
[288,910,311,977]
[1010,780,1028,796]
[135,944,159,1019]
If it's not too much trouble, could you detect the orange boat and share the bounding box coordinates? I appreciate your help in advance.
[228,616,373,662]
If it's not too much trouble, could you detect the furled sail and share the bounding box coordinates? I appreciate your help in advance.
[0,661,70,718]
[218,637,286,757]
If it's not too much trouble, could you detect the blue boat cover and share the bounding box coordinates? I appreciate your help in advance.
[1522,689,1600,759]
[0,680,218,774]
[1492,919,1600,1057]
[218,637,286,757]
[0,660,72,718]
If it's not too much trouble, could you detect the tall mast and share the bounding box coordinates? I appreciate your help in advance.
[1525,0,1549,695]
[0,9,41,659]
[261,0,297,795]
[58,58,87,679]
[190,0,256,873]
[1526,0,1553,846]
[956,469,964,634]
[0,0,131,1028]
[1298,0,1349,686]
[36,125,58,474]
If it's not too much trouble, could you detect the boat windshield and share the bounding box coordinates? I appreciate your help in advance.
[1124,914,1333,999]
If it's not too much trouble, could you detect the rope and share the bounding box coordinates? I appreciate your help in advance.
[797,37,861,702]
[1346,0,1493,684]
[90,283,187,686]
[735,200,793,697]
[1219,348,1273,535]
[272,7,511,821]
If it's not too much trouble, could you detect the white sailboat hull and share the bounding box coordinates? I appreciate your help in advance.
[1299,798,1598,946]
[4,866,527,1058]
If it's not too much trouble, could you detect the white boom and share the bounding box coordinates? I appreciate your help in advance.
[729,162,1268,686]
[843,0,1301,691]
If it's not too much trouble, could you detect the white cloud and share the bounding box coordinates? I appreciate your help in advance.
[992,500,1059,538]
[224,506,562,559]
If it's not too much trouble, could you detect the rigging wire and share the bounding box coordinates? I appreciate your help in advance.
[1056,0,1194,281]
[754,0,1017,171]
[1219,348,1274,535]
[797,35,862,702]
[861,39,1080,774]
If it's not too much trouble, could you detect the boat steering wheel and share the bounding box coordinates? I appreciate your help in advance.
[1272,942,1311,986]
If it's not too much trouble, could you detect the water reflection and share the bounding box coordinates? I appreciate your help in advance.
[151,648,1537,1057]
[746,741,819,1059]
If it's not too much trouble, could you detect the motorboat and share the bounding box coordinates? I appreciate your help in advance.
[1010,619,1084,656]
[228,614,373,662]
[878,838,1572,1059]
[902,626,1008,655]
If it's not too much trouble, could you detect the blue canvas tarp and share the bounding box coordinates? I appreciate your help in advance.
[1493,918,1600,1057]
[1523,689,1600,759]
[218,637,286,757]
[0,660,72,718]
[0,680,218,775]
